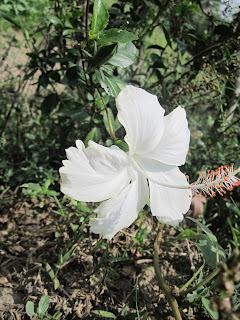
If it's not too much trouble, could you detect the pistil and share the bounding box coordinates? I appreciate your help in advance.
[190,164,240,198]
[130,156,240,198]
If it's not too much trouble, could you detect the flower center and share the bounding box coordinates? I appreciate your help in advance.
[190,164,240,198]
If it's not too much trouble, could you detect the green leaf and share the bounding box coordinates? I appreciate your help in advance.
[114,140,129,152]
[0,11,21,29]
[176,228,198,240]
[61,245,77,265]
[91,0,109,35]
[87,43,118,72]
[41,93,59,116]
[99,28,138,45]
[108,42,137,68]
[85,127,102,146]
[161,24,172,48]
[92,310,117,318]
[64,66,84,87]
[201,297,218,319]
[48,15,64,28]
[96,71,126,97]
[38,295,50,315]
[46,263,60,290]
[195,234,226,267]
[26,301,35,316]
[187,217,217,243]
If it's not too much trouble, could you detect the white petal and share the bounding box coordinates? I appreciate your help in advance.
[116,86,165,156]
[89,169,149,240]
[143,106,190,166]
[146,164,191,225]
[132,156,191,225]
[59,140,131,202]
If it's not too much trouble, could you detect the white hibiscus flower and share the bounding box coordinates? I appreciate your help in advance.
[59,85,192,239]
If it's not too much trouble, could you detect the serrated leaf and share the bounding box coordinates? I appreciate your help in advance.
[96,71,126,97]
[91,0,109,34]
[99,28,138,45]
[85,127,101,146]
[92,310,117,318]
[26,301,35,316]
[38,295,50,315]
[195,234,226,267]
[108,42,137,68]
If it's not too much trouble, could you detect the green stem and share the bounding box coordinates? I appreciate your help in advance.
[180,267,220,296]
[96,87,117,141]
[153,225,182,320]
[179,263,205,292]
[85,0,90,43]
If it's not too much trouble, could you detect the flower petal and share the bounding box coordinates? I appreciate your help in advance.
[89,169,149,240]
[116,85,165,156]
[133,156,191,225]
[149,179,192,225]
[143,106,190,166]
[59,140,131,202]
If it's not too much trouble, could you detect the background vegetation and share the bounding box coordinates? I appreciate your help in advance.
[0,0,239,319]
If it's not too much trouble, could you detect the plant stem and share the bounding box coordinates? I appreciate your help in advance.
[96,87,117,141]
[153,225,182,320]
[179,263,205,292]
[85,0,90,43]
[180,267,220,296]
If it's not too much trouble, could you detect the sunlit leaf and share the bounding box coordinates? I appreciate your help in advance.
[96,71,126,97]
[26,301,35,316]
[91,0,109,35]
[195,234,226,267]
[92,310,116,318]
[38,295,50,315]
[99,28,138,45]
[108,42,137,68]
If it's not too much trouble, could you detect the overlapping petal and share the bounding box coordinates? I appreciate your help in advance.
[59,140,131,202]
[142,106,190,166]
[133,156,191,225]
[89,169,149,239]
[149,180,192,225]
[116,86,165,156]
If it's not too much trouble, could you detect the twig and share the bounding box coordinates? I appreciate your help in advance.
[153,224,183,320]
